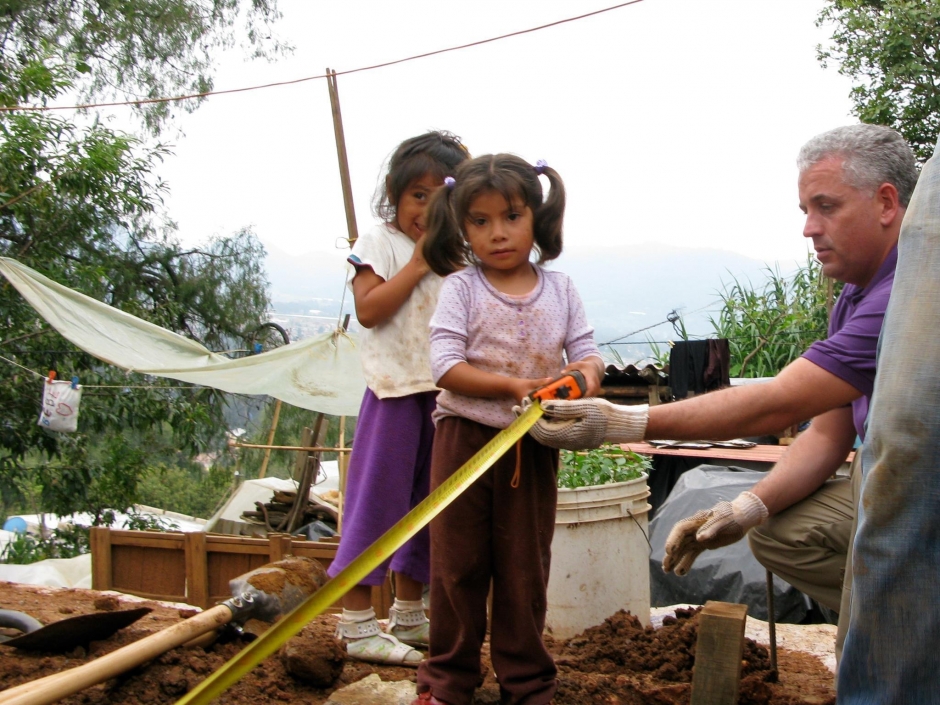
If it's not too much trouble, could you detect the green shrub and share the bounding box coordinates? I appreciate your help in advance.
[135,463,232,519]
[558,445,651,489]
[0,525,89,564]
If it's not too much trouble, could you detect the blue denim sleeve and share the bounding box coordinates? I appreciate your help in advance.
[839,137,940,703]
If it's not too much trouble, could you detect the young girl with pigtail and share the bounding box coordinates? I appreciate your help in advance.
[413,154,605,705]
[330,131,469,666]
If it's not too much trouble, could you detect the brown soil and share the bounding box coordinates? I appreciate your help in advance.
[0,583,834,705]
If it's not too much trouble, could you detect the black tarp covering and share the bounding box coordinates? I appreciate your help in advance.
[648,465,813,623]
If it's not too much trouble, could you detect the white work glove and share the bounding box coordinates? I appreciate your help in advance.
[662,491,769,576]
[528,398,649,450]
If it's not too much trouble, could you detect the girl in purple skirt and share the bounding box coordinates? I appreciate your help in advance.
[329,132,469,666]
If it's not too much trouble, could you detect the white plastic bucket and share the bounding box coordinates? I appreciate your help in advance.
[545,473,651,640]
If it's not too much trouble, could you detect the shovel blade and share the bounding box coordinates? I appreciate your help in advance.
[1,607,152,652]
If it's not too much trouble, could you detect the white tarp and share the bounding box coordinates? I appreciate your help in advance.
[0,257,365,416]
[0,554,92,589]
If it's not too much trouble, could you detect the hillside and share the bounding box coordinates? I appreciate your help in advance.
[263,240,802,362]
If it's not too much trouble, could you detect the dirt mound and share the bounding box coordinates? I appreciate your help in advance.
[0,583,834,704]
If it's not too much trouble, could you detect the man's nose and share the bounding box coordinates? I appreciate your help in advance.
[803,213,821,239]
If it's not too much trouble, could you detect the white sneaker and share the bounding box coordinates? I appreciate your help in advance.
[386,606,430,647]
[335,616,423,666]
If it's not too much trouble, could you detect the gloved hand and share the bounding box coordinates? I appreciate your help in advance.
[662,491,769,576]
[527,398,649,450]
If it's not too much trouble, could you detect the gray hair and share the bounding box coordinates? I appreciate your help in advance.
[797,124,918,207]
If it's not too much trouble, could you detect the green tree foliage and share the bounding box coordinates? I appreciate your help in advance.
[1,0,286,132]
[709,257,840,378]
[0,2,282,522]
[136,462,233,519]
[818,0,940,162]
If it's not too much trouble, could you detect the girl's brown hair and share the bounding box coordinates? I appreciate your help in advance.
[374,131,469,223]
[422,153,565,277]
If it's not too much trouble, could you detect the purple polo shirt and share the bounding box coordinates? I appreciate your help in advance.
[802,246,897,440]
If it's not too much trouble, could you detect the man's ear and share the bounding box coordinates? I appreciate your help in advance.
[876,182,901,227]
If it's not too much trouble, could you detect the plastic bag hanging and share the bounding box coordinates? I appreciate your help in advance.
[37,377,82,433]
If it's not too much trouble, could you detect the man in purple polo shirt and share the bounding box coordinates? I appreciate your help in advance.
[529,124,918,664]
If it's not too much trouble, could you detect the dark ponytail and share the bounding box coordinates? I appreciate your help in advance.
[532,164,565,263]
[423,182,469,276]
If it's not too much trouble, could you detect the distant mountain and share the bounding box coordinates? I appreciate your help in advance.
[262,239,795,364]
[263,240,350,303]
[554,245,780,360]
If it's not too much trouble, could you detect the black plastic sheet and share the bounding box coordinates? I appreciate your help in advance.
[648,465,813,623]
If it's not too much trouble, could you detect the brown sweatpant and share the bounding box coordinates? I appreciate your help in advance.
[417,416,559,705]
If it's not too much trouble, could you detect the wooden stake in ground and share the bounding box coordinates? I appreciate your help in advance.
[690,601,749,705]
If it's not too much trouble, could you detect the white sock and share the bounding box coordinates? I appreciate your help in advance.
[392,598,424,613]
[342,607,376,623]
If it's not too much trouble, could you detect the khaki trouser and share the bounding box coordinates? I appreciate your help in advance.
[747,453,862,666]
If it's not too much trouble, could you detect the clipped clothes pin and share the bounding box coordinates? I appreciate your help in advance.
[48,370,57,382]
[253,343,263,354]
[71,376,79,390]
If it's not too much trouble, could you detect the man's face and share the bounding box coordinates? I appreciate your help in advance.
[798,157,890,288]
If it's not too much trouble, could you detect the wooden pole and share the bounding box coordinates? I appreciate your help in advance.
[228,439,351,453]
[326,68,359,248]
[766,569,778,672]
[258,399,282,479]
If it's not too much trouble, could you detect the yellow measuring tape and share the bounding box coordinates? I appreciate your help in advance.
[176,401,544,705]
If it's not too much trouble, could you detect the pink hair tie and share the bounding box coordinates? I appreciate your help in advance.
[444,176,456,190]
[534,159,548,175]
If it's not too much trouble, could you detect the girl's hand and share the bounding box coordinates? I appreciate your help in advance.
[409,233,430,277]
[563,357,605,397]
[351,234,431,328]
[508,376,554,403]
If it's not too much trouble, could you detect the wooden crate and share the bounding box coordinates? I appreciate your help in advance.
[90,527,392,617]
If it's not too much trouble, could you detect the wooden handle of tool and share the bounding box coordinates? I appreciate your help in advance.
[0,604,234,705]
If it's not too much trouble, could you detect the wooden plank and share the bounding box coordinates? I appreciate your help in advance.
[204,543,271,556]
[205,534,271,546]
[111,544,186,601]
[90,527,112,591]
[691,601,749,705]
[108,533,186,549]
[622,442,856,465]
[598,385,663,396]
[208,551,255,604]
[185,531,209,609]
[89,529,384,616]
[267,533,293,562]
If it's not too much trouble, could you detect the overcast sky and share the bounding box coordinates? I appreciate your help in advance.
[149,0,856,270]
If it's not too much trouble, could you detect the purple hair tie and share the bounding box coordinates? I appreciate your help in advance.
[444,176,456,190]
[534,159,548,175]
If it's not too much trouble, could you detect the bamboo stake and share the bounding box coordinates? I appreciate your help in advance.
[228,439,351,453]
[257,399,282,479]
[327,67,359,248]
